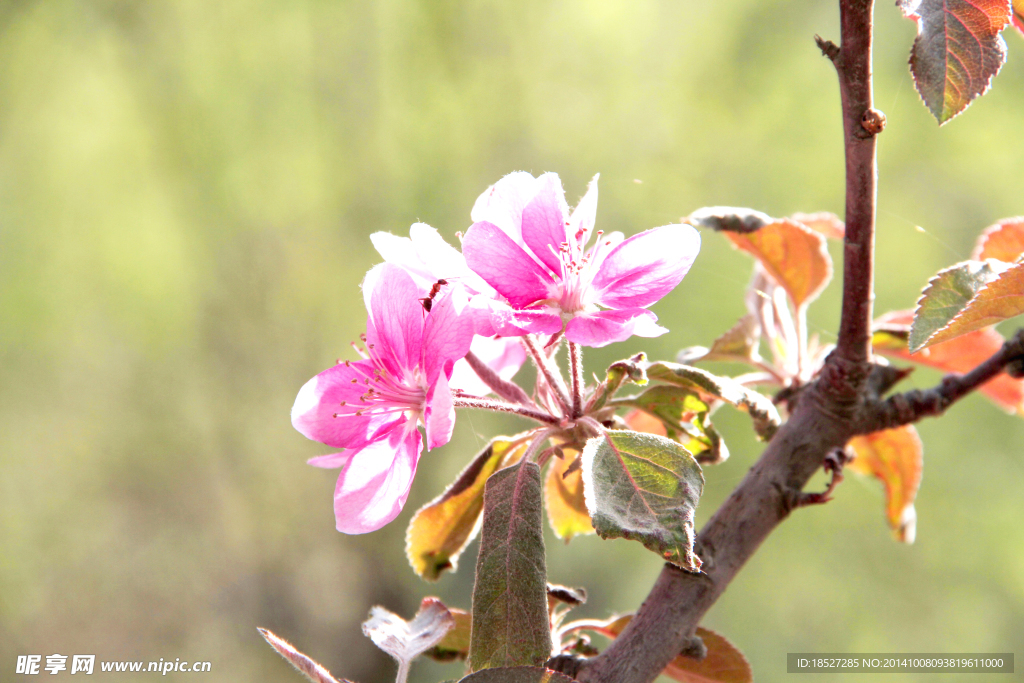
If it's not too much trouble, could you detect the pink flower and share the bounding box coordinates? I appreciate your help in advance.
[291,263,475,533]
[371,222,524,337]
[463,172,701,347]
[370,222,527,393]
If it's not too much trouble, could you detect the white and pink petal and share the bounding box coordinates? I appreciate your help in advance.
[332,423,423,534]
[564,308,667,347]
[590,224,700,310]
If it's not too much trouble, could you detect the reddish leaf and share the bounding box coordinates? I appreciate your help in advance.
[847,426,923,543]
[567,616,752,683]
[790,212,845,240]
[470,460,551,671]
[723,219,832,309]
[259,628,352,683]
[624,408,668,436]
[899,0,1012,124]
[1014,0,1024,34]
[544,449,594,542]
[925,262,1024,347]
[873,310,1024,414]
[971,216,1024,262]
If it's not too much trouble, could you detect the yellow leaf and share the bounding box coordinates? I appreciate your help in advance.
[544,449,594,542]
[406,435,530,581]
[848,425,923,543]
[425,608,471,662]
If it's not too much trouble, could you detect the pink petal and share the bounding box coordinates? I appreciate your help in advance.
[509,307,564,335]
[521,174,570,274]
[333,422,422,534]
[567,174,599,250]
[565,308,667,347]
[307,451,354,469]
[470,171,539,246]
[463,221,556,307]
[291,360,393,448]
[364,264,426,374]
[424,371,455,450]
[590,224,701,309]
[421,285,477,383]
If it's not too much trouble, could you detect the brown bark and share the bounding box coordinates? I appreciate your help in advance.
[564,2,1024,681]
[575,3,881,681]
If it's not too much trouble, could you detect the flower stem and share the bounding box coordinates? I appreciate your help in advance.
[452,394,561,425]
[568,341,584,418]
[522,335,572,416]
[523,427,561,464]
[464,350,536,407]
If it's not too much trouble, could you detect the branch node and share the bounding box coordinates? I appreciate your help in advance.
[545,654,584,677]
[792,448,849,508]
[814,34,841,61]
[679,634,707,660]
[859,107,886,136]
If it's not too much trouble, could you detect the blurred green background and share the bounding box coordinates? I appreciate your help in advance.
[2,1,1023,682]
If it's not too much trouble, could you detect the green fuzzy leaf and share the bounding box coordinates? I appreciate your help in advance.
[908,260,1005,352]
[644,361,780,440]
[406,435,529,581]
[458,667,576,683]
[581,430,705,572]
[469,461,551,671]
[619,385,729,465]
[899,0,1012,124]
[588,353,648,413]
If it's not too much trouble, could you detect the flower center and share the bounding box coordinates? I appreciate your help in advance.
[553,228,613,315]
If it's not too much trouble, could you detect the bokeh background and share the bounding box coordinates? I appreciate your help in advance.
[2,1,1023,682]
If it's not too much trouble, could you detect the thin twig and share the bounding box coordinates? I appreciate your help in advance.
[856,329,1024,434]
[452,395,561,425]
[832,0,881,371]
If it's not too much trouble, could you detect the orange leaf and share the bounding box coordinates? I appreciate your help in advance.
[1014,0,1024,36]
[873,310,1024,415]
[724,219,832,309]
[847,425,923,544]
[972,216,1024,262]
[790,212,845,240]
[576,616,752,683]
[924,263,1024,347]
[624,408,667,436]
[544,450,594,542]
